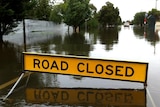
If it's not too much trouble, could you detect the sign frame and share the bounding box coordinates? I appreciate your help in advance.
[23,52,148,85]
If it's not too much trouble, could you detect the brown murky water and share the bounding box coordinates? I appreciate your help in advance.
[0,19,160,106]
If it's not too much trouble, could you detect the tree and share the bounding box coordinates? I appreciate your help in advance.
[49,5,62,23]
[86,4,98,29]
[148,9,160,21]
[0,0,31,42]
[34,0,51,20]
[80,3,98,29]
[25,0,38,19]
[98,2,120,27]
[27,0,61,20]
[133,12,146,26]
[63,0,91,32]
[49,2,67,24]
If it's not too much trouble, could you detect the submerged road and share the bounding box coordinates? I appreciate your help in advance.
[1,19,160,106]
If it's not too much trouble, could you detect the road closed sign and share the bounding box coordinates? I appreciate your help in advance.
[23,52,148,83]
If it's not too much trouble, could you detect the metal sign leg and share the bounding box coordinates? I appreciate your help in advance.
[3,73,25,101]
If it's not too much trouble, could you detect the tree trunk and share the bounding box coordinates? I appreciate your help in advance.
[0,41,2,50]
[76,26,80,33]
[0,35,3,43]
[73,26,80,33]
[0,25,3,43]
[73,26,76,33]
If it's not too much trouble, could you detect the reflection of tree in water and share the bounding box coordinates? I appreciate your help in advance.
[145,29,160,54]
[34,33,91,56]
[51,36,63,54]
[133,26,145,39]
[133,26,160,54]
[63,33,90,56]
[98,28,119,51]
[145,29,159,45]
[40,35,63,53]
[0,42,22,84]
[133,26,160,45]
[27,73,60,88]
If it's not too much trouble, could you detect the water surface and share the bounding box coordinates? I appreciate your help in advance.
[1,19,160,106]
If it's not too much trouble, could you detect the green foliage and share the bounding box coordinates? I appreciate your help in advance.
[25,0,38,18]
[98,2,120,27]
[26,0,53,20]
[133,9,160,26]
[63,0,92,31]
[49,5,62,24]
[35,0,51,20]
[133,12,146,26]
[49,2,68,24]
[87,17,99,29]
[0,0,30,41]
[148,9,160,21]
[80,13,99,29]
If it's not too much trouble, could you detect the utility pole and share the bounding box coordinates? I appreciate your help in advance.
[155,0,158,9]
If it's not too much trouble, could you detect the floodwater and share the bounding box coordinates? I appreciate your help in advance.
[0,19,160,106]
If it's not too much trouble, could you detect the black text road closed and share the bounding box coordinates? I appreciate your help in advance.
[23,52,148,83]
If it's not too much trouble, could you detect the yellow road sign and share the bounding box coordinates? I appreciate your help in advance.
[23,52,148,83]
[26,88,146,106]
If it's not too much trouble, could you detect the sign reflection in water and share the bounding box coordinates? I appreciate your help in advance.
[26,88,146,107]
